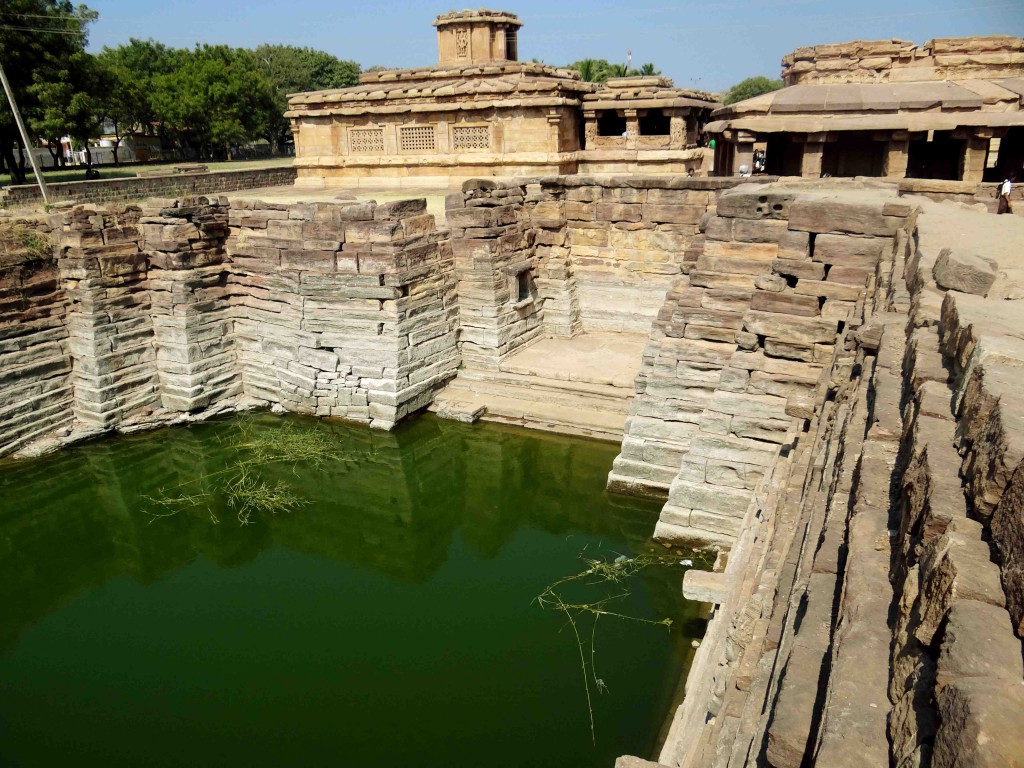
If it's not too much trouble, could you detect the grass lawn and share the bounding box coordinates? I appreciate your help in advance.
[2,157,293,187]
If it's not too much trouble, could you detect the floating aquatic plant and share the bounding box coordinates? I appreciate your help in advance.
[144,416,365,525]
[535,547,715,744]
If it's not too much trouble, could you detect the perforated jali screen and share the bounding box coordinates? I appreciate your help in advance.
[452,126,490,151]
[350,129,385,154]
[399,125,436,152]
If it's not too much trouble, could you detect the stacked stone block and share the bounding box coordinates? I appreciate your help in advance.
[228,197,458,429]
[656,191,1024,768]
[446,180,544,371]
[610,184,910,541]
[556,177,720,334]
[143,196,239,412]
[0,219,71,454]
[782,35,1024,85]
[55,204,160,429]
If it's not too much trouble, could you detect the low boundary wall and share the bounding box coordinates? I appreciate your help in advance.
[0,166,297,209]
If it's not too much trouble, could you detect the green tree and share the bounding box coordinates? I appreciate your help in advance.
[151,45,277,160]
[27,50,106,171]
[0,0,97,183]
[723,76,783,105]
[566,59,660,83]
[566,58,613,83]
[253,44,360,153]
[96,39,178,163]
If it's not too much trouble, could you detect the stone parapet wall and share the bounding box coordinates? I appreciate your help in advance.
[0,166,297,210]
[782,35,1024,85]
[899,178,1024,213]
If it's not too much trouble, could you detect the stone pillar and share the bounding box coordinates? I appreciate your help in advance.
[801,133,826,178]
[734,131,756,175]
[143,196,238,413]
[669,114,686,149]
[546,110,564,152]
[962,129,991,183]
[447,182,540,371]
[583,112,597,150]
[624,110,639,150]
[886,131,910,179]
[58,205,159,429]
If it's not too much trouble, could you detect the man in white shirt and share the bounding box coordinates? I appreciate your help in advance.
[998,174,1014,215]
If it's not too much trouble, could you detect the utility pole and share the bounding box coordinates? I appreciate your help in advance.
[0,58,49,204]
[627,49,632,72]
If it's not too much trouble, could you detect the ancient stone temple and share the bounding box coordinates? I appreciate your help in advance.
[286,10,592,187]
[707,36,1024,181]
[285,10,718,186]
[578,77,716,175]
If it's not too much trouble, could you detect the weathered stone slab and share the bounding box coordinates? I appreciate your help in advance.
[932,248,998,296]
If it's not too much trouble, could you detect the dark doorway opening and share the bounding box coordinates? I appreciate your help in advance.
[639,109,670,136]
[505,29,518,61]
[821,133,886,177]
[765,135,804,176]
[597,111,627,137]
[984,127,1024,183]
[907,131,965,180]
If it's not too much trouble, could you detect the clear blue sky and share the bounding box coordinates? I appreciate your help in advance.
[85,0,1024,92]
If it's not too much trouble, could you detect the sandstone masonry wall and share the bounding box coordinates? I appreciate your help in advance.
[227,197,458,427]
[57,205,161,429]
[782,35,1024,85]
[0,194,458,458]
[640,188,1024,768]
[444,176,755,372]
[0,220,71,455]
[610,184,911,542]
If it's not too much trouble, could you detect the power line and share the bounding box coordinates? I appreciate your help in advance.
[0,11,86,22]
[0,24,87,35]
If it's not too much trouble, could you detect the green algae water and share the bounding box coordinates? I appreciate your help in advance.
[0,414,705,768]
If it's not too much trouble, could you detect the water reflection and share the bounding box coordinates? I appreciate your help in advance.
[0,414,697,654]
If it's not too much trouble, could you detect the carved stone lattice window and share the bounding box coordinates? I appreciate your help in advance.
[452,125,490,151]
[350,128,385,154]
[456,28,469,57]
[399,125,436,152]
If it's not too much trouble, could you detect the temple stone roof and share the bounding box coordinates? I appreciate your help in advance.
[706,78,1024,134]
[432,9,522,27]
[286,62,594,118]
[582,76,719,111]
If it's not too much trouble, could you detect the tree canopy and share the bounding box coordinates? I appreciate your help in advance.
[722,76,784,105]
[253,44,360,152]
[565,59,661,84]
[1,5,362,179]
[0,0,99,181]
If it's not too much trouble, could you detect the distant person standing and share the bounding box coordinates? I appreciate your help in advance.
[998,174,1014,215]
